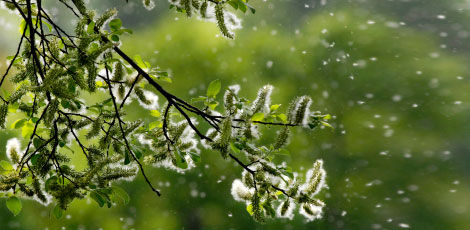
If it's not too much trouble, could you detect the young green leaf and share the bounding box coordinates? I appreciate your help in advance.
[109,18,122,31]
[206,79,221,98]
[251,113,265,122]
[112,186,130,205]
[6,196,22,216]
[0,160,13,171]
[53,205,63,219]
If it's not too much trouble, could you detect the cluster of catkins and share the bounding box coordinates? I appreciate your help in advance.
[164,0,242,38]
[0,0,329,222]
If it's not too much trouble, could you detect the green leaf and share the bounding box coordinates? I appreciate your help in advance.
[277,113,287,123]
[110,34,120,42]
[321,121,334,129]
[0,160,13,171]
[112,186,130,205]
[237,0,247,13]
[30,154,40,166]
[149,121,162,130]
[90,191,105,207]
[270,104,281,111]
[53,205,63,219]
[157,76,172,83]
[274,148,290,155]
[230,142,241,154]
[109,18,122,31]
[207,101,219,110]
[246,204,254,215]
[251,113,265,122]
[174,150,188,169]
[228,0,238,9]
[191,96,207,103]
[87,21,95,34]
[11,118,27,129]
[133,55,148,69]
[33,138,42,148]
[150,110,161,117]
[124,150,131,165]
[206,79,221,98]
[21,121,34,138]
[6,196,22,216]
[45,176,58,191]
[133,147,143,159]
[188,152,201,163]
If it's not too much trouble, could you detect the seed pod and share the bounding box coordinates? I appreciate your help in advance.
[293,96,312,125]
[87,64,97,92]
[191,0,200,9]
[113,62,124,82]
[86,117,102,139]
[8,86,26,103]
[45,99,59,124]
[200,1,208,18]
[280,199,290,216]
[273,126,290,149]
[223,89,236,114]
[251,85,273,114]
[135,87,150,105]
[0,103,8,128]
[182,0,191,17]
[215,4,233,39]
[251,193,265,223]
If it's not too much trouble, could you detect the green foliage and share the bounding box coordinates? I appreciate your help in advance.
[0,0,330,223]
[6,196,22,216]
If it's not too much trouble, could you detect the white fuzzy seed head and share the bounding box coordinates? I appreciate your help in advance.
[299,202,323,222]
[6,138,22,164]
[231,179,254,202]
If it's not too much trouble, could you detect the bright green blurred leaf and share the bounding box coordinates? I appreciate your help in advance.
[206,79,221,98]
[251,113,265,122]
[0,160,13,171]
[6,196,22,216]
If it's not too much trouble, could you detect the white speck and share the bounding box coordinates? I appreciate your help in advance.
[429,52,440,58]
[379,151,388,156]
[321,29,328,34]
[398,223,410,228]
[384,129,394,137]
[266,61,273,68]
[412,104,418,108]
[367,20,376,25]
[408,185,419,191]
[392,94,403,102]
[454,101,462,105]
[437,14,446,20]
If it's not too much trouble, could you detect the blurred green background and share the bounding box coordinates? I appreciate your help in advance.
[1,0,469,229]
